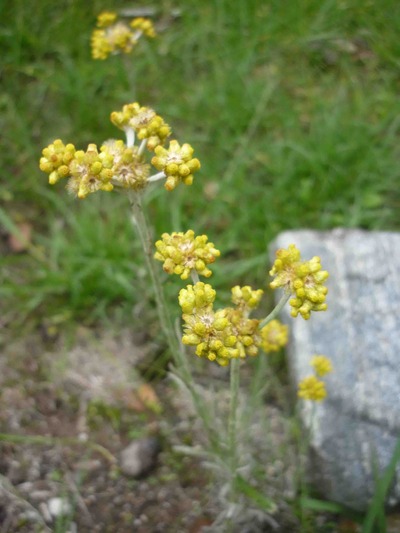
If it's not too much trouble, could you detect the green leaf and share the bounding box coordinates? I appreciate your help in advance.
[235,475,277,513]
[300,496,362,523]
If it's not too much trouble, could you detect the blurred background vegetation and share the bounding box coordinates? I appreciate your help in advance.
[1,0,399,339]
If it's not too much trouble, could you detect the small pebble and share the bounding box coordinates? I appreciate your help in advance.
[47,497,72,517]
[120,437,161,478]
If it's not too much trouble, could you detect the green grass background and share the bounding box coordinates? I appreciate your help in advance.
[1,0,400,331]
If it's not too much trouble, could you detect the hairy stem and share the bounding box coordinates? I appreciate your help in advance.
[123,54,136,100]
[190,270,200,284]
[258,292,290,329]
[128,191,181,359]
[228,357,240,502]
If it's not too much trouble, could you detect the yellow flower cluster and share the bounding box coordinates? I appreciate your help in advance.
[269,244,329,320]
[110,103,171,150]
[154,230,220,280]
[260,319,288,353]
[179,283,238,366]
[39,140,76,185]
[151,140,201,191]
[165,233,295,365]
[179,281,271,366]
[39,103,200,197]
[224,306,261,359]
[67,143,115,198]
[298,376,327,402]
[130,17,156,38]
[39,139,151,198]
[91,11,156,60]
[231,285,264,310]
[228,286,267,358]
[96,11,117,28]
[101,140,149,191]
[311,354,333,376]
[298,355,333,401]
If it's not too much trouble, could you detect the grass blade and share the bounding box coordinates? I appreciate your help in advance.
[362,436,400,533]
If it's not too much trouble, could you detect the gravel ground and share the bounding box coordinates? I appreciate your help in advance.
[0,328,308,532]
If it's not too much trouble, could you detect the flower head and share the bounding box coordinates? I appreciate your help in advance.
[110,103,171,150]
[130,17,156,38]
[151,140,201,191]
[39,139,76,185]
[178,282,216,314]
[260,319,288,353]
[310,355,333,377]
[298,354,333,402]
[96,11,118,28]
[91,23,134,60]
[178,282,268,365]
[179,283,238,366]
[154,230,220,280]
[298,375,327,401]
[224,307,261,358]
[91,13,156,60]
[231,285,264,311]
[101,140,149,191]
[67,144,114,199]
[269,244,329,320]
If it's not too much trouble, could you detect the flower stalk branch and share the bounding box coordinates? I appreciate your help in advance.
[259,292,291,330]
[128,191,179,353]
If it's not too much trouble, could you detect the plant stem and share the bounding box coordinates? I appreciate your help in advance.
[258,292,290,329]
[190,270,200,284]
[123,55,136,99]
[128,191,181,360]
[297,402,317,527]
[128,191,220,451]
[228,357,240,503]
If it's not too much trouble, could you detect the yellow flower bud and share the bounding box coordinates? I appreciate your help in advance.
[194,322,207,336]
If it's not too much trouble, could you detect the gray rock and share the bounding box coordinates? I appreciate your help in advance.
[120,437,161,478]
[270,229,400,511]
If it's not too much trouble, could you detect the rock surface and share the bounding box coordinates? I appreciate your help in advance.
[270,229,400,511]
